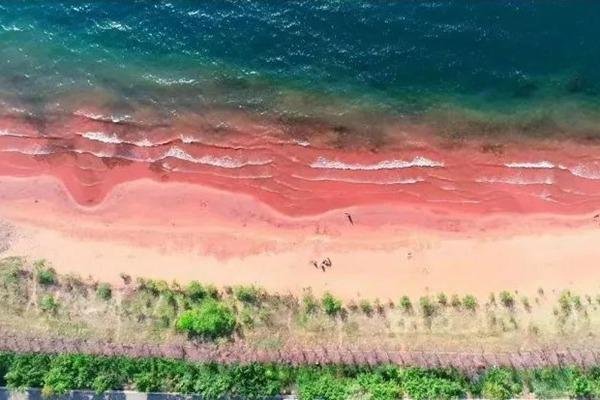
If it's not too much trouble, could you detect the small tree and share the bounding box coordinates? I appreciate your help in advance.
[35,262,56,285]
[499,291,515,309]
[321,292,342,316]
[96,283,112,300]
[450,294,462,308]
[302,291,319,314]
[437,293,448,306]
[176,299,236,339]
[399,296,412,313]
[185,281,207,302]
[462,295,478,311]
[359,300,374,316]
[233,285,264,304]
[419,297,436,318]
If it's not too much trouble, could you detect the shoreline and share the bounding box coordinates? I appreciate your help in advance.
[2,175,600,300]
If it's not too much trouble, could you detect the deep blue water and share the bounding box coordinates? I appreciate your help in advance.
[2,1,600,134]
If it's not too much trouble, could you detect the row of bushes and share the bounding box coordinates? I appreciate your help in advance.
[1,352,600,399]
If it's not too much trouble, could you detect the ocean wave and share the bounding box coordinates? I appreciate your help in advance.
[143,74,197,86]
[74,110,132,124]
[81,131,168,147]
[504,161,555,169]
[81,131,122,144]
[310,156,444,170]
[567,164,600,180]
[161,147,271,168]
[0,146,52,156]
[291,174,424,185]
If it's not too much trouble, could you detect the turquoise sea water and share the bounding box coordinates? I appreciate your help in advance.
[2,1,600,137]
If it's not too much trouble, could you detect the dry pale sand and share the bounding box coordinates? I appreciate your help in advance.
[1,175,600,300]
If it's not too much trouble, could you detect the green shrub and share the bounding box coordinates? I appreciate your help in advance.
[321,292,342,316]
[399,295,412,313]
[0,257,23,286]
[479,368,523,400]
[499,291,515,308]
[0,353,14,386]
[450,294,461,308]
[176,299,236,339]
[185,281,208,302]
[359,300,374,316]
[96,283,112,301]
[530,367,581,399]
[302,291,319,314]
[40,294,59,314]
[419,296,436,318]
[400,368,467,400]
[42,354,96,395]
[462,295,478,311]
[297,369,351,400]
[436,293,448,306]
[352,373,401,400]
[35,263,56,285]
[233,285,263,304]
[5,354,51,389]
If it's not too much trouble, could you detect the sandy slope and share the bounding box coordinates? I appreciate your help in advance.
[2,175,600,300]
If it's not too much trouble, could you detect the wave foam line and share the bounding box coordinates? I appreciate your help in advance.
[292,174,424,185]
[504,161,555,169]
[476,176,555,185]
[310,156,444,170]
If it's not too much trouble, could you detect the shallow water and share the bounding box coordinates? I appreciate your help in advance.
[2,1,600,136]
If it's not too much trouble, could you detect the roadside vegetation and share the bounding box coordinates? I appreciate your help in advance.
[2,352,600,399]
[0,256,599,355]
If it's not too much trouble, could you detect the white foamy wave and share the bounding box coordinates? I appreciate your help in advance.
[81,131,168,147]
[95,21,131,32]
[1,146,52,156]
[504,161,555,169]
[161,147,271,168]
[81,131,122,144]
[476,176,554,185]
[74,110,131,123]
[0,129,25,137]
[293,139,310,147]
[1,24,23,32]
[143,74,197,86]
[292,174,424,185]
[567,164,600,180]
[310,156,444,170]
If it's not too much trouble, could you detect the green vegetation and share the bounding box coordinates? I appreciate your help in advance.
[233,285,264,305]
[419,296,436,318]
[450,294,461,308]
[321,292,343,316]
[436,292,448,306]
[4,255,600,371]
[2,352,600,399]
[39,295,59,314]
[499,291,515,308]
[96,283,112,301]
[399,295,412,313]
[176,299,236,339]
[359,299,374,316]
[34,261,56,286]
[462,295,478,311]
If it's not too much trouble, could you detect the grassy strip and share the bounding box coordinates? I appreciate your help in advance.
[2,352,600,399]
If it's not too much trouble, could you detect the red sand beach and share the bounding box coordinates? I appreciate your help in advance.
[2,110,600,299]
